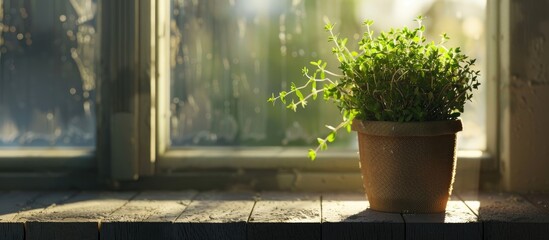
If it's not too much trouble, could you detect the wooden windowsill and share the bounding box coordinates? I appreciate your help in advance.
[1,191,548,240]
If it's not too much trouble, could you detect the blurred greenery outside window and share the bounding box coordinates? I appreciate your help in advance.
[168,0,487,151]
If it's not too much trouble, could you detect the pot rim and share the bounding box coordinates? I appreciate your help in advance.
[352,119,463,137]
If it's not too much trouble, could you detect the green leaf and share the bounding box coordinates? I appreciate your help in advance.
[375,112,381,120]
[317,138,328,150]
[267,93,275,104]
[295,88,304,101]
[341,38,348,47]
[279,91,287,104]
[308,149,317,161]
[287,100,297,112]
[327,132,336,142]
[324,22,334,31]
[301,67,309,75]
[320,142,328,151]
[405,114,413,122]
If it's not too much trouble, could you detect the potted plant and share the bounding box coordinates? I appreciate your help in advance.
[268,17,480,213]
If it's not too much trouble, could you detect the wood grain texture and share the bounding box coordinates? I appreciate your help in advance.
[9,192,77,240]
[13,192,76,222]
[248,192,320,240]
[0,191,42,222]
[100,191,197,240]
[403,198,481,240]
[101,222,174,240]
[104,191,196,222]
[25,191,136,240]
[0,191,42,240]
[524,194,549,214]
[174,191,256,240]
[460,192,549,240]
[0,191,547,239]
[26,222,98,240]
[322,192,404,240]
[0,223,23,240]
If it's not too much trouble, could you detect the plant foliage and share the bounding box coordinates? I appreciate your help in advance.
[268,17,480,160]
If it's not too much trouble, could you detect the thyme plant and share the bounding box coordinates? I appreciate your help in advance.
[268,17,480,160]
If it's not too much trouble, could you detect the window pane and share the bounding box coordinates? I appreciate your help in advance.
[0,0,97,147]
[169,0,486,150]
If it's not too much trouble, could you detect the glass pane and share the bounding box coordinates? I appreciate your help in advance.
[0,0,97,147]
[169,0,486,150]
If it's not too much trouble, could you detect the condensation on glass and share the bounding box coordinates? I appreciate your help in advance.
[169,0,487,150]
[0,0,97,147]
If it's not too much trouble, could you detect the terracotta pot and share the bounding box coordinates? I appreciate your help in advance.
[352,120,463,213]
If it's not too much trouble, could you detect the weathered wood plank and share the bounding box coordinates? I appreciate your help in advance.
[523,194,549,214]
[0,190,546,240]
[12,192,77,222]
[8,192,84,239]
[105,191,197,222]
[403,198,481,240]
[0,191,42,240]
[100,191,197,240]
[322,192,404,240]
[9,192,78,240]
[25,191,136,240]
[174,191,256,240]
[0,191,42,222]
[460,192,549,240]
[248,192,320,240]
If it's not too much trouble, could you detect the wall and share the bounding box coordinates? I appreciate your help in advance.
[500,0,549,192]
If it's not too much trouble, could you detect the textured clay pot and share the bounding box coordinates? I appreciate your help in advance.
[353,120,463,213]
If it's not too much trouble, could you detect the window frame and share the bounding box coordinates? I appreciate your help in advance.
[152,0,500,191]
[0,0,99,189]
[0,0,156,188]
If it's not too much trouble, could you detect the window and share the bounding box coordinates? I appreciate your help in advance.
[162,0,487,153]
[0,0,97,148]
[152,0,492,192]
